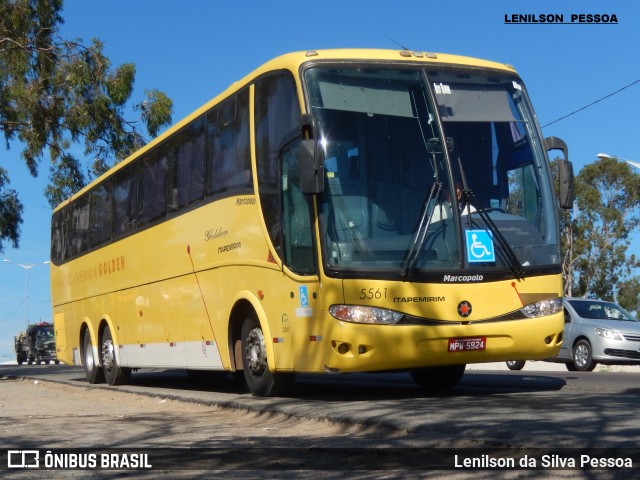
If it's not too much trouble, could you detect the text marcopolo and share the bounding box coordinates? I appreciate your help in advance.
[443,274,483,282]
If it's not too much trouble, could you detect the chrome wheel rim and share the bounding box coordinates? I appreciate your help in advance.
[575,344,589,368]
[85,341,95,371]
[245,327,267,377]
[102,338,116,372]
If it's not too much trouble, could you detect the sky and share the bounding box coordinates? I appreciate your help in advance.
[1,0,639,359]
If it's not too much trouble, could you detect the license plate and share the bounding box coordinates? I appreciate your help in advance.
[448,336,486,352]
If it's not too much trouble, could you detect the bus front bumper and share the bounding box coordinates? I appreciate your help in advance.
[319,313,564,373]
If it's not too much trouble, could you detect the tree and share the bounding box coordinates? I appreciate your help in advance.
[0,166,22,249]
[559,199,576,297]
[550,157,581,297]
[563,156,640,300]
[616,278,640,316]
[0,0,172,253]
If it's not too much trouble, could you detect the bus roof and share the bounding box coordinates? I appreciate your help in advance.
[53,48,517,211]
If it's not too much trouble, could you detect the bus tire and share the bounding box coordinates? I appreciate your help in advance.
[241,317,294,397]
[101,326,131,386]
[565,362,577,371]
[83,329,105,384]
[506,360,526,371]
[410,364,466,389]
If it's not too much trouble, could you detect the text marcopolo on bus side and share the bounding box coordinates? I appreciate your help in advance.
[443,274,484,282]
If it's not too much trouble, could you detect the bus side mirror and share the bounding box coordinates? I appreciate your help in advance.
[557,159,574,209]
[546,136,574,209]
[299,139,324,194]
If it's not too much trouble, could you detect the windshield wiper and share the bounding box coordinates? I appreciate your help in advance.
[456,156,524,277]
[401,181,442,278]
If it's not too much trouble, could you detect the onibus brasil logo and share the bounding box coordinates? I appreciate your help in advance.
[6,450,152,469]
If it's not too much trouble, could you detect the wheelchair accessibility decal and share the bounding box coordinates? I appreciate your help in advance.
[465,230,495,263]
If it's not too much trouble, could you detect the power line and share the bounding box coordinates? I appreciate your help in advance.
[541,78,640,128]
[0,297,26,322]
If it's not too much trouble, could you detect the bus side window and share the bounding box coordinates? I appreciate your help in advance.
[168,120,205,209]
[255,72,310,272]
[50,211,64,264]
[207,90,252,196]
[282,144,314,273]
[57,209,73,263]
[139,154,168,223]
[89,183,112,247]
[71,195,90,257]
[112,165,139,236]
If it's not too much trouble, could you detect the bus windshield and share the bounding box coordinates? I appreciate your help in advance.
[304,66,560,277]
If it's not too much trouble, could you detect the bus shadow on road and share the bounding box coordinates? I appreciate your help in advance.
[457,371,567,392]
[288,371,566,401]
[118,369,568,400]
[42,366,566,400]
[123,369,249,394]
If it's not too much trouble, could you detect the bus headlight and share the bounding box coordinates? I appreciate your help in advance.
[595,327,623,341]
[521,297,563,318]
[329,305,403,325]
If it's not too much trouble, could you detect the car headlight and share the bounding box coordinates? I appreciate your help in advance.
[594,327,623,341]
[521,297,563,318]
[329,305,403,325]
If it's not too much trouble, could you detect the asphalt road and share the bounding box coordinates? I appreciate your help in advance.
[2,363,639,445]
[2,363,639,479]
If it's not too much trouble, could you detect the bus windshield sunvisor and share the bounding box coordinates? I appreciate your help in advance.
[436,84,518,122]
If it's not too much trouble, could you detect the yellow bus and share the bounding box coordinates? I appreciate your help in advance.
[51,49,574,396]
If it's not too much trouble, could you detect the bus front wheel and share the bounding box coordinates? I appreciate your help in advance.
[410,364,466,390]
[241,317,294,397]
[101,326,131,386]
[82,329,105,384]
[506,360,526,371]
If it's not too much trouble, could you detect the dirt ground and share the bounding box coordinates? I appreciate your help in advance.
[5,375,465,480]
[0,376,367,448]
[0,376,388,478]
[0,376,608,480]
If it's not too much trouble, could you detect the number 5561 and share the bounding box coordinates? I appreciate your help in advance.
[359,288,387,300]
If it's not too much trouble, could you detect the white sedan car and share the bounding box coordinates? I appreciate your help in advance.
[507,298,640,371]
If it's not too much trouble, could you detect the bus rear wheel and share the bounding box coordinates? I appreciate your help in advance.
[83,329,105,384]
[410,364,466,390]
[101,326,131,386]
[241,317,294,397]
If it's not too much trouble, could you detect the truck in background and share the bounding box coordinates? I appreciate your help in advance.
[14,322,58,365]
